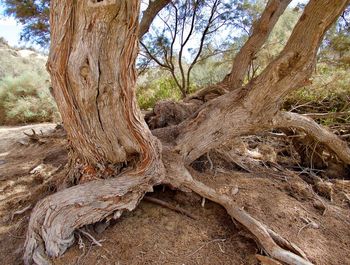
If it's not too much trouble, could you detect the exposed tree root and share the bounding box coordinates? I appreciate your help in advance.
[178,172,313,265]
[162,154,313,265]
[273,112,350,165]
[23,172,162,265]
[144,195,197,220]
[24,157,313,265]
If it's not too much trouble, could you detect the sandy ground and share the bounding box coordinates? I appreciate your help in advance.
[0,123,56,154]
[0,124,349,265]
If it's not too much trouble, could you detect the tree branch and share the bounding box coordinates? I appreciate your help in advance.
[273,111,350,164]
[186,0,219,94]
[139,0,172,38]
[224,0,292,90]
[175,0,350,164]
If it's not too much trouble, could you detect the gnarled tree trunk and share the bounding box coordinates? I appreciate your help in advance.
[25,1,164,262]
[224,0,292,90]
[24,0,350,265]
[47,0,162,169]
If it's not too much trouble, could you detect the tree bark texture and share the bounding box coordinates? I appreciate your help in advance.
[47,0,162,170]
[175,0,350,164]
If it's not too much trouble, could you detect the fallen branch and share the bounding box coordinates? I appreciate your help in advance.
[77,229,104,247]
[23,129,47,144]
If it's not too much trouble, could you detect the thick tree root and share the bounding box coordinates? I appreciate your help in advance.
[24,157,312,265]
[23,173,160,265]
[182,175,313,265]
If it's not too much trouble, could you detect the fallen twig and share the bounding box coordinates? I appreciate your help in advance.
[186,238,226,257]
[144,196,197,220]
[23,129,47,144]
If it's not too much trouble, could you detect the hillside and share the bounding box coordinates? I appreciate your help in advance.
[0,39,58,125]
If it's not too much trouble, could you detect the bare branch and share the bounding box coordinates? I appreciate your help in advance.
[186,0,219,93]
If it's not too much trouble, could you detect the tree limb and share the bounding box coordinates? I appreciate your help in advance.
[224,0,292,90]
[139,0,172,38]
[273,111,350,164]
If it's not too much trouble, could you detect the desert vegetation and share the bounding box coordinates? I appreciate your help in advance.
[0,38,58,125]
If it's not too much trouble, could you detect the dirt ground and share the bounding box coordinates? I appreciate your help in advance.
[0,124,349,265]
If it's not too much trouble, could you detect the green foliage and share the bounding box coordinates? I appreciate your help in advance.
[0,71,58,124]
[250,7,301,76]
[0,45,48,79]
[137,72,182,109]
[0,42,58,125]
[191,56,230,87]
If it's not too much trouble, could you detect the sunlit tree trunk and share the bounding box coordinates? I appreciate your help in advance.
[47,0,161,168]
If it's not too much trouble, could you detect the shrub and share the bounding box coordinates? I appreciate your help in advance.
[284,64,350,125]
[0,72,59,125]
[137,73,181,109]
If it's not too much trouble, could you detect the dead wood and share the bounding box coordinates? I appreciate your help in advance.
[23,168,164,265]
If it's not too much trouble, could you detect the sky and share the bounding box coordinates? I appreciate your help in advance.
[0,0,306,48]
[0,15,23,47]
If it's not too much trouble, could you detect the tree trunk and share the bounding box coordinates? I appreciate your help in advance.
[47,0,161,168]
[24,0,350,264]
[25,1,165,262]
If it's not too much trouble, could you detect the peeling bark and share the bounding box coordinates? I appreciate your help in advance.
[175,0,350,163]
[48,0,161,167]
[24,171,163,265]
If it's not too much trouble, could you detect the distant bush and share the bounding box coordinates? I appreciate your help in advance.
[0,72,59,125]
[137,72,181,109]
